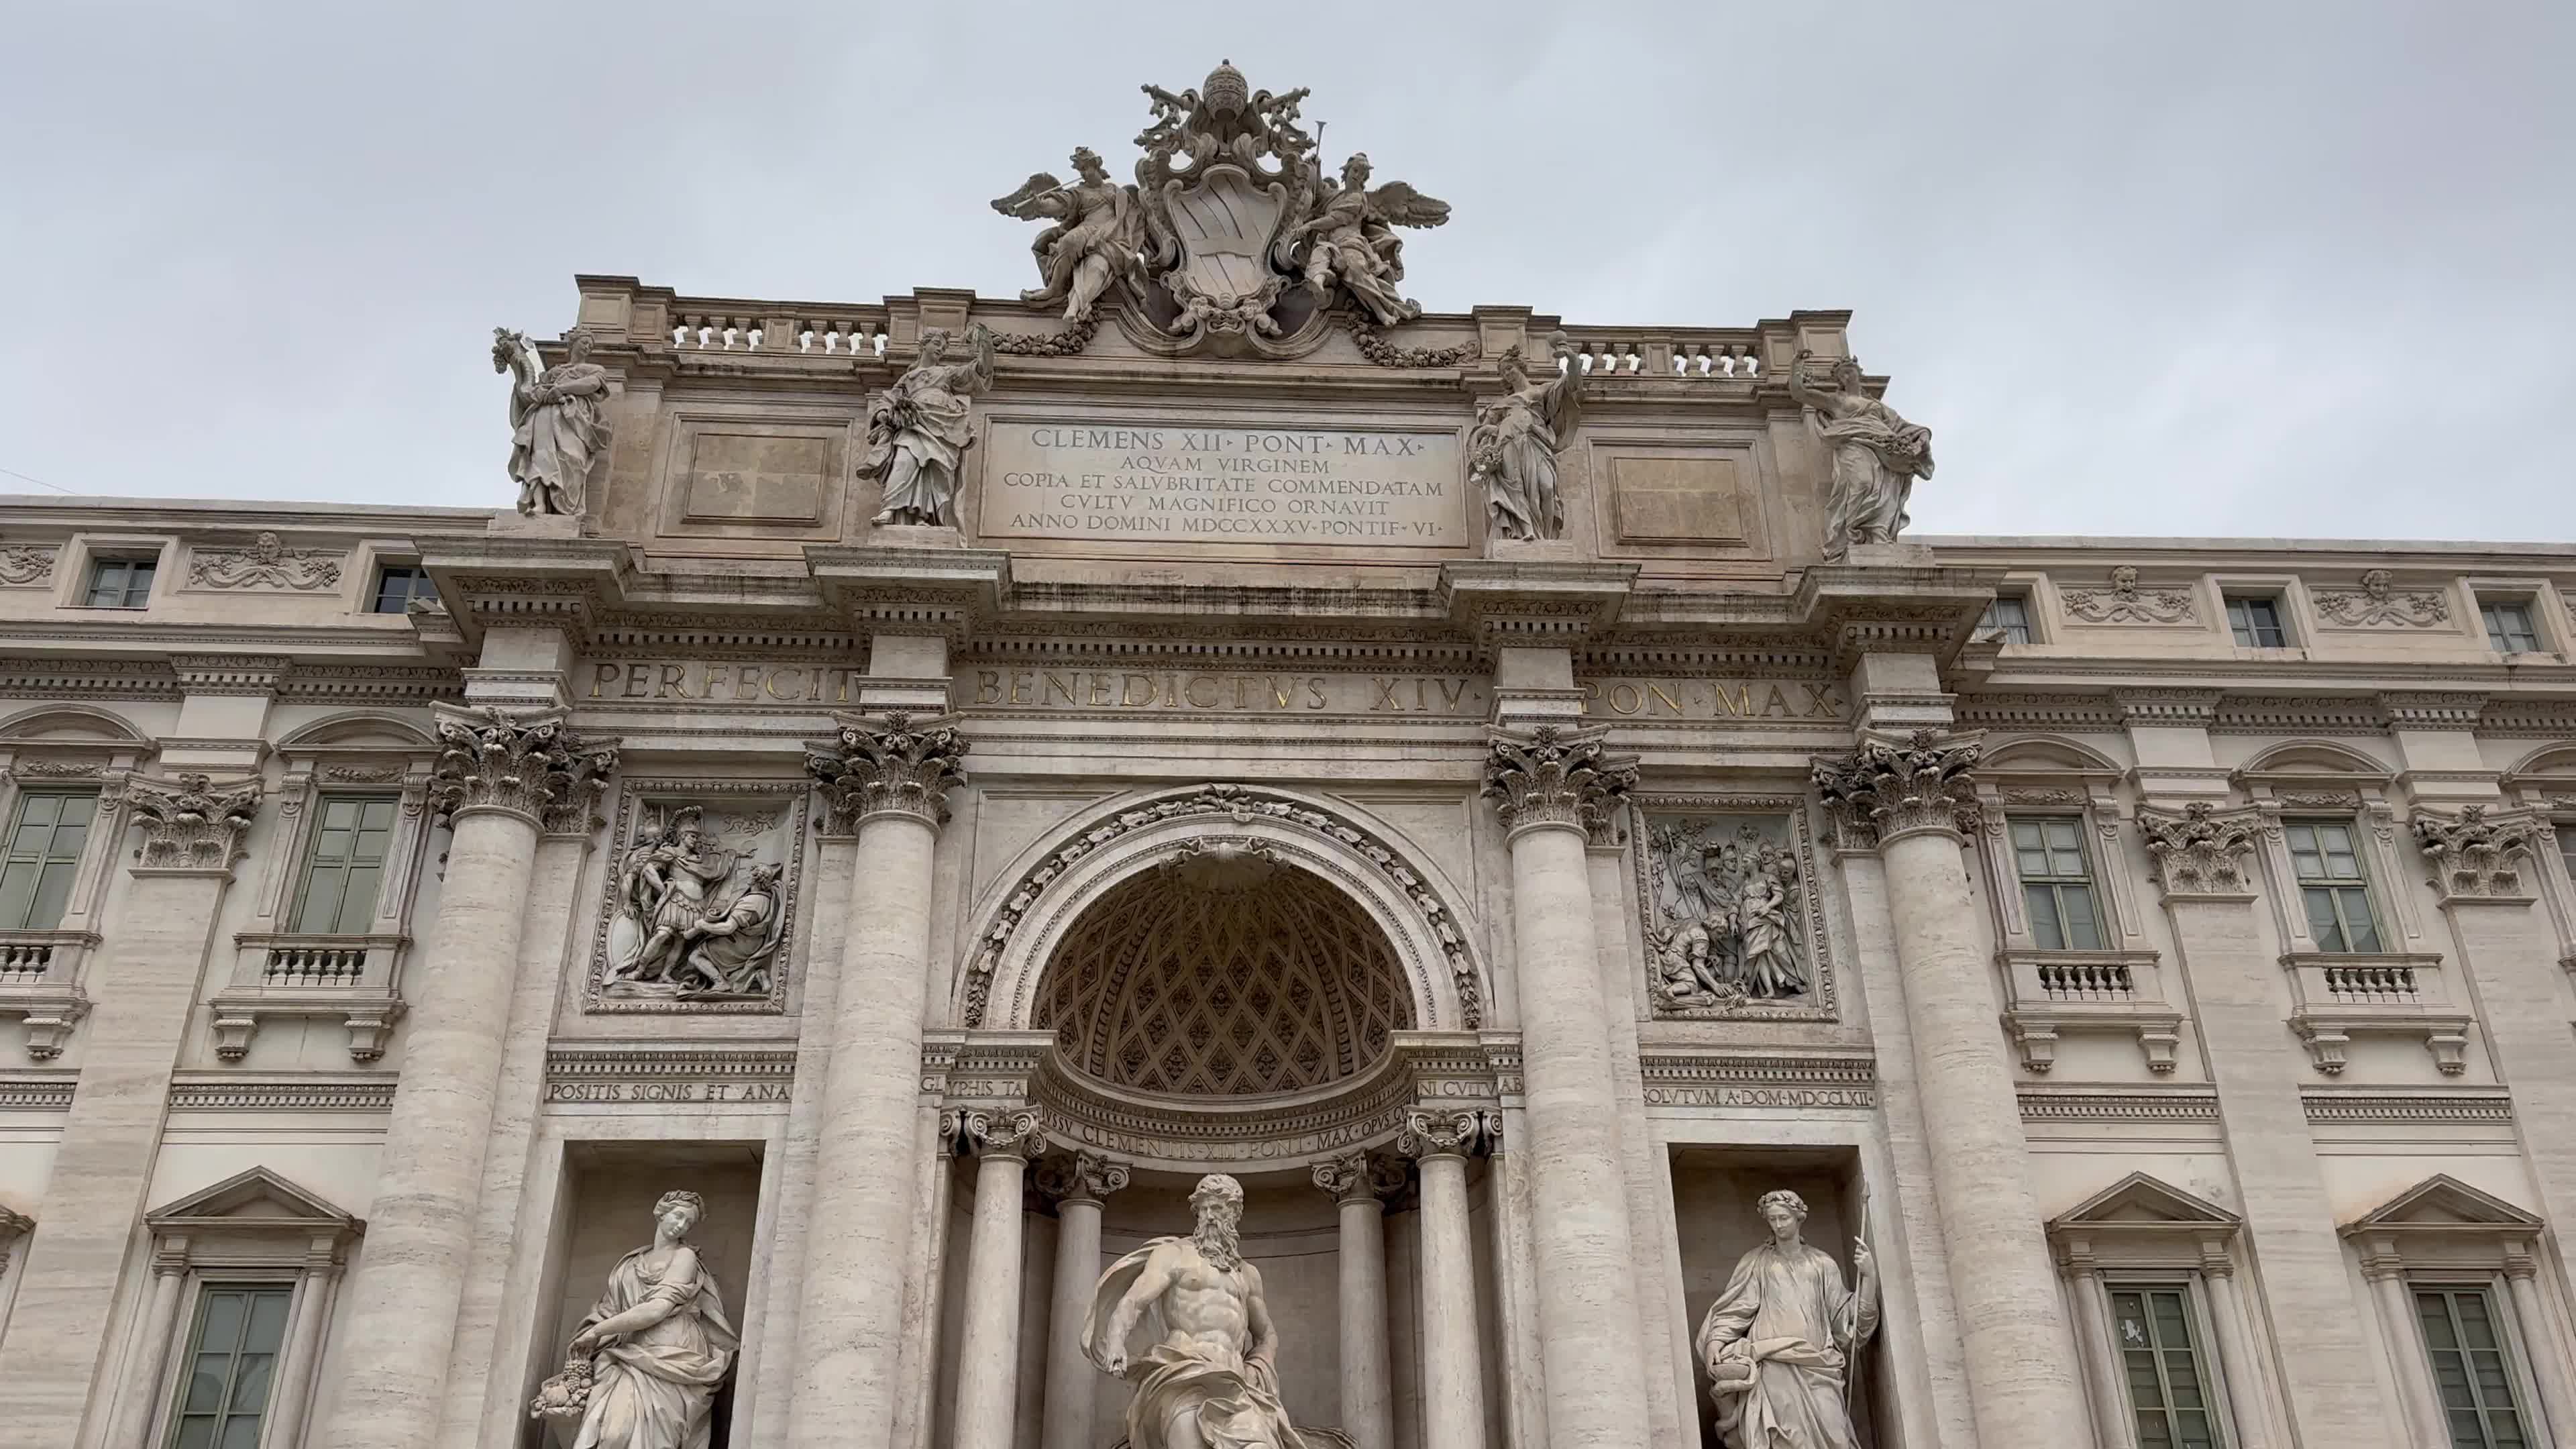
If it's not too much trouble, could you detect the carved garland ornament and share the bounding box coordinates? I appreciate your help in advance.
[2313,569,2450,628]
[2410,805,2541,900]
[961,782,1485,1030]
[804,712,969,830]
[0,547,58,586]
[1481,727,1637,837]
[127,773,263,871]
[189,532,343,591]
[428,705,619,828]
[1809,731,1980,847]
[2060,566,2195,625]
[2137,802,2261,896]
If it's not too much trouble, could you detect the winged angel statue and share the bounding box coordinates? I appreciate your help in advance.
[990,62,1451,345]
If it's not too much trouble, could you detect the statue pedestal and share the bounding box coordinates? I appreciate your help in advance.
[1483,537,1580,564]
[489,510,584,539]
[868,523,967,549]
[1841,541,1936,569]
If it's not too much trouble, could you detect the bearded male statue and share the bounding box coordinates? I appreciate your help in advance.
[1083,1174,1309,1449]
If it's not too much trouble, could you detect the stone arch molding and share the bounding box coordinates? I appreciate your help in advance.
[963,782,1487,1034]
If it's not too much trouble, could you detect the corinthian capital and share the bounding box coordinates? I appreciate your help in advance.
[127,773,262,873]
[427,705,617,827]
[806,712,970,831]
[1395,1109,1499,1161]
[1482,727,1635,839]
[2138,802,2262,898]
[2410,804,2542,902]
[943,1106,1045,1163]
[1811,730,1979,848]
[1036,1150,1132,1204]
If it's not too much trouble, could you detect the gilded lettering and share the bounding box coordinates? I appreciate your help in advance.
[1042,672,1077,706]
[1088,674,1114,706]
[590,663,619,699]
[1607,682,1642,716]
[734,665,763,701]
[1010,671,1035,706]
[1371,677,1404,711]
[1184,675,1220,708]
[1762,684,1790,718]
[766,666,803,700]
[975,671,1004,706]
[657,663,690,700]
[1648,682,1685,716]
[1120,674,1157,707]
[1436,678,1470,713]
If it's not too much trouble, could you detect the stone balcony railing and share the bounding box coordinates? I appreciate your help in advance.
[1998,948,2184,1075]
[0,928,97,1060]
[209,932,409,1064]
[2281,951,2469,1075]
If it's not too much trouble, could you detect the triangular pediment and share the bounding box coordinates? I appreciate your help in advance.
[145,1165,359,1233]
[2347,1174,2540,1233]
[2051,1173,2238,1231]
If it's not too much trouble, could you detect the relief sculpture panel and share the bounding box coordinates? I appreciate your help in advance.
[586,785,810,1014]
[1633,802,1836,1021]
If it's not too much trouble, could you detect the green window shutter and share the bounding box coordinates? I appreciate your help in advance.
[289,796,398,935]
[0,789,97,930]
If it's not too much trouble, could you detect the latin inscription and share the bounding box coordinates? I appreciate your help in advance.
[580,661,1847,721]
[1642,1085,1875,1109]
[545,1079,793,1104]
[982,421,1463,547]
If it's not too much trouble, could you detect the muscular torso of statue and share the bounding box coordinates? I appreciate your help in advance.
[1155,1246,1252,1362]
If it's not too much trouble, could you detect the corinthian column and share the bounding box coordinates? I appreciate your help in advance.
[1313,1150,1399,1449]
[948,1108,1045,1449]
[788,713,969,1449]
[1038,1152,1128,1449]
[1398,1111,1496,1449]
[319,706,612,1449]
[1481,727,1651,1449]
[0,772,261,1449]
[1811,731,2089,1443]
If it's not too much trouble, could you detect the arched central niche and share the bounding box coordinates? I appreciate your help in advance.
[1033,846,1415,1099]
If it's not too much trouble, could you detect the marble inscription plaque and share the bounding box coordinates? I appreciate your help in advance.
[981,420,1463,547]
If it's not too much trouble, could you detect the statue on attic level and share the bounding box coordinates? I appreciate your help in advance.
[990,148,1144,325]
[861,323,994,529]
[1790,350,1936,561]
[1291,152,1450,327]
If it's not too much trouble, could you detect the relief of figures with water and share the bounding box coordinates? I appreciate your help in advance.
[1639,812,1825,1018]
[590,793,803,1012]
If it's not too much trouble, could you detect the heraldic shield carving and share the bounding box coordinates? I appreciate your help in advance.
[991,60,1449,356]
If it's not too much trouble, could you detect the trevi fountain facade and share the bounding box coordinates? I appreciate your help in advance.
[3,62,2575,1449]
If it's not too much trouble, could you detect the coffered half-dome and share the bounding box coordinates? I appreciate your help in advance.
[1032,851,1414,1099]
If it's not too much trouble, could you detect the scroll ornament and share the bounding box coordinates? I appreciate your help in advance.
[2061,566,2194,624]
[189,532,342,591]
[2314,568,2449,628]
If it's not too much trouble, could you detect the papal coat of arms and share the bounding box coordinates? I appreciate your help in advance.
[992,60,1450,355]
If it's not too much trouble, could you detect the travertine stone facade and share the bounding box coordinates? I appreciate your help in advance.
[5,62,2576,1449]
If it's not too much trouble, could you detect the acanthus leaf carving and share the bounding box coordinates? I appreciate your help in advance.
[1809,731,1980,848]
[804,712,969,830]
[1482,726,1635,837]
[127,772,262,872]
[427,704,617,826]
[2137,802,2262,897]
[2410,804,2542,901]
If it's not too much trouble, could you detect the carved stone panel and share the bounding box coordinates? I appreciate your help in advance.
[1630,800,1836,1021]
[584,782,810,1014]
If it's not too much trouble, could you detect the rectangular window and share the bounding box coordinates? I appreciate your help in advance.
[370,565,435,615]
[2414,1285,2532,1449]
[0,789,97,931]
[1978,595,2033,645]
[2110,1283,2226,1449]
[2011,816,2105,949]
[166,1283,293,1449]
[2226,595,2286,647]
[2286,820,2382,953]
[288,796,398,935]
[2480,602,2539,655]
[2557,824,2576,886]
[83,556,157,609]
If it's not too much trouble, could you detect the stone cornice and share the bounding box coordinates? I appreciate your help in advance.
[1438,559,1637,652]
[805,545,1011,645]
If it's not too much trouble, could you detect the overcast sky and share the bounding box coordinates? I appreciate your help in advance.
[3,3,2569,541]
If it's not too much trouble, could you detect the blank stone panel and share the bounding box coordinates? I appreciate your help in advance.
[1612,453,1749,544]
[682,432,830,524]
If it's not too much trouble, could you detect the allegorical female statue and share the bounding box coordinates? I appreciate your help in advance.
[1787,350,1935,561]
[546,1189,738,1449]
[861,323,995,528]
[1695,1189,1878,1449]
[492,327,612,517]
[990,147,1144,323]
[1472,332,1585,543]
